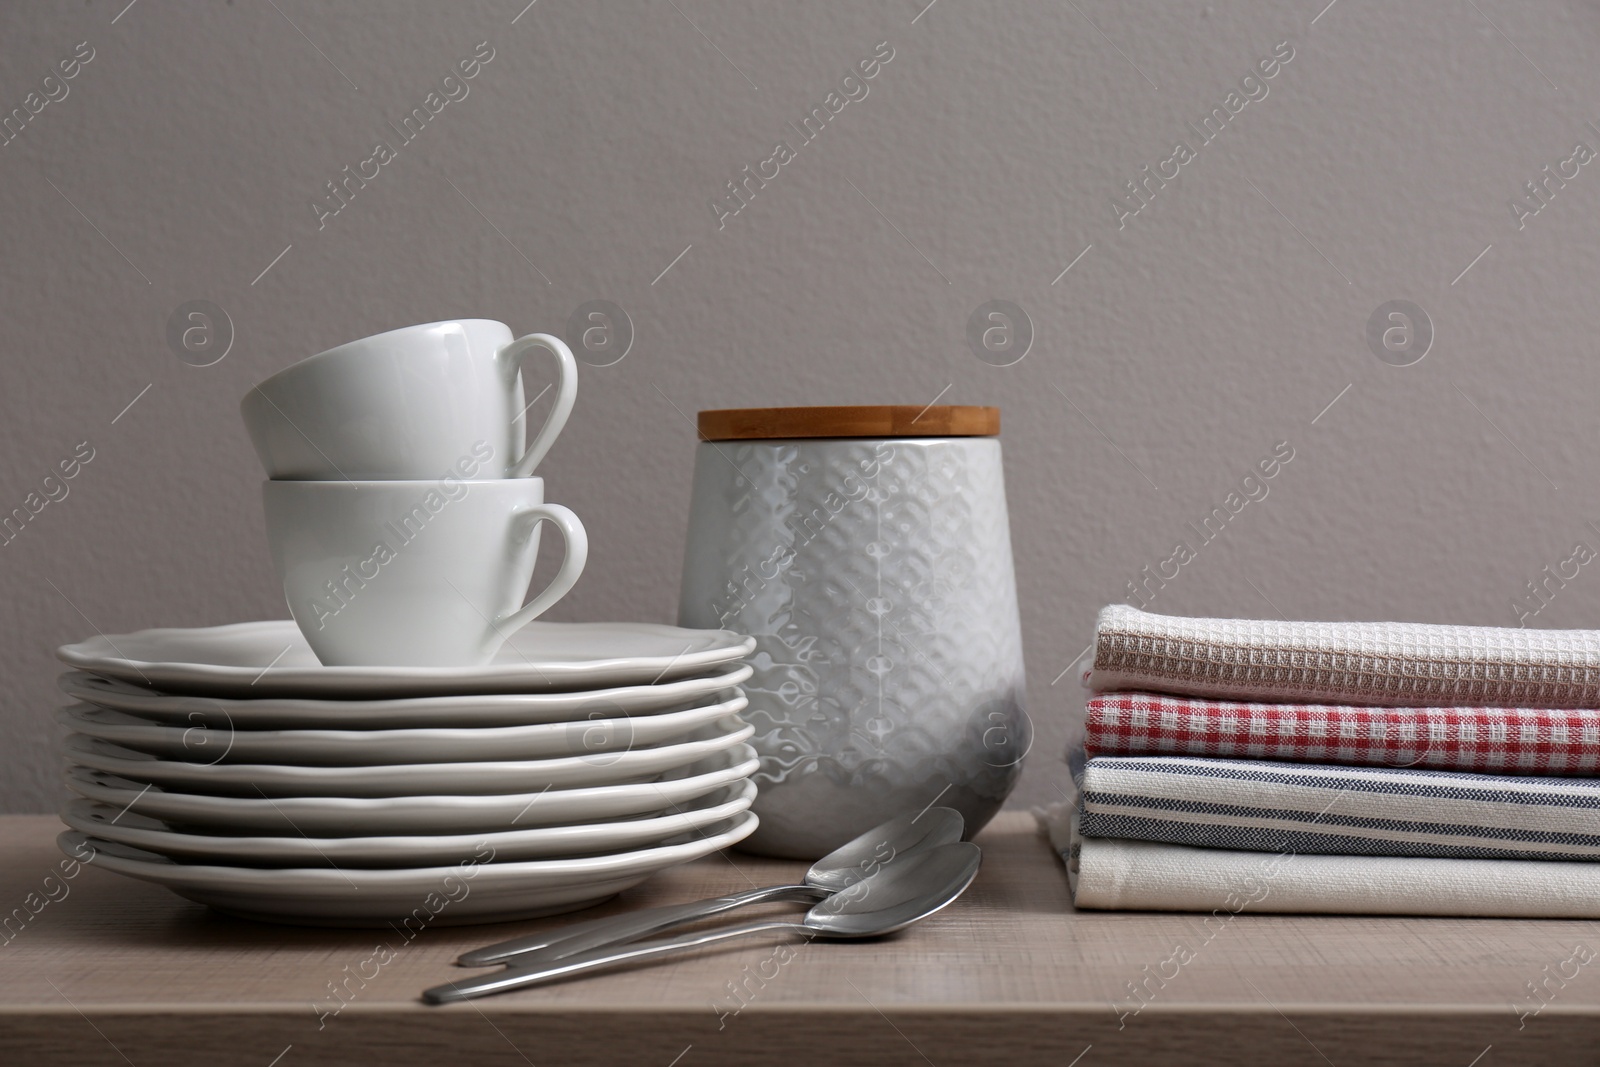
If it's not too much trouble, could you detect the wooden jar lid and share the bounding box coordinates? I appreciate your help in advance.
[697,406,999,441]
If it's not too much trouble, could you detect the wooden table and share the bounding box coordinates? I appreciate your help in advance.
[3,812,1599,1065]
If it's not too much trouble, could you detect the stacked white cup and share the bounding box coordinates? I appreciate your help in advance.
[241,320,587,668]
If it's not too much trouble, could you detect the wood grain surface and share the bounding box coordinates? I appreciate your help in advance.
[696,405,1000,440]
[2,812,1599,1065]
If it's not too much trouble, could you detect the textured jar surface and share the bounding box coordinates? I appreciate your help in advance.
[678,437,1028,858]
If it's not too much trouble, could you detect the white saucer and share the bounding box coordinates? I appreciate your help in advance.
[63,745,760,834]
[55,693,747,766]
[59,810,759,926]
[62,719,754,798]
[57,664,752,729]
[57,620,756,698]
[60,780,757,867]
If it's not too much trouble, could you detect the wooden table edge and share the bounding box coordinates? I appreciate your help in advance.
[4,1002,1599,1017]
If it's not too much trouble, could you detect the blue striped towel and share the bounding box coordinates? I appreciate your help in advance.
[1078,755,1600,861]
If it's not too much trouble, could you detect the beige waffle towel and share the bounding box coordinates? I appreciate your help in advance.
[1090,605,1600,709]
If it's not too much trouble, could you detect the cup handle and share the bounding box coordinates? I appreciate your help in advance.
[500,333,578,478]
[493,502,589,641]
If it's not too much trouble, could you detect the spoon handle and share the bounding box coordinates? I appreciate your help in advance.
[426,919,806,1004]
[454,883,824,967]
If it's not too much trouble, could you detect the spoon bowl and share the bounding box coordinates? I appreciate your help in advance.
[455,805,965,968]
[806,805,967,892]
[802,840,983,937]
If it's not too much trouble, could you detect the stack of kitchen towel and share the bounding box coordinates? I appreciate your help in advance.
[1041,605,1600,917]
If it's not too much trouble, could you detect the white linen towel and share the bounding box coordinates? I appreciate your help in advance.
[1037,801,1600,918]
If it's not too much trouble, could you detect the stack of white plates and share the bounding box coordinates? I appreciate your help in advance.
[54,620,760,926]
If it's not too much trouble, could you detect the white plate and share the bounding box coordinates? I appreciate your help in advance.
[57,664,753,728]
[63,745,760,834]
[59,810,759,926]
[59,780,757,867]
[54,693,747,766]
[62,719,753,798]
[57,620,756,698]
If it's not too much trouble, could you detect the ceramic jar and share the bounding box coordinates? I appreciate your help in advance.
[678,406,1028,859]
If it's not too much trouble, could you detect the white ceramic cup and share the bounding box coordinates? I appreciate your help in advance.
[241,320,578,480]
[263,477,588,667]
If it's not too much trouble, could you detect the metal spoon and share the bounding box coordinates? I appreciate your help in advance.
[455,805,965,968]
[424,840,981,1004]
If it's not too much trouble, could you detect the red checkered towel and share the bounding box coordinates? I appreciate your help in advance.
[1085,691,1600,775]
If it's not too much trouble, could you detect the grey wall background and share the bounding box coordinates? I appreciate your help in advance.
[3,0,1599,812]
